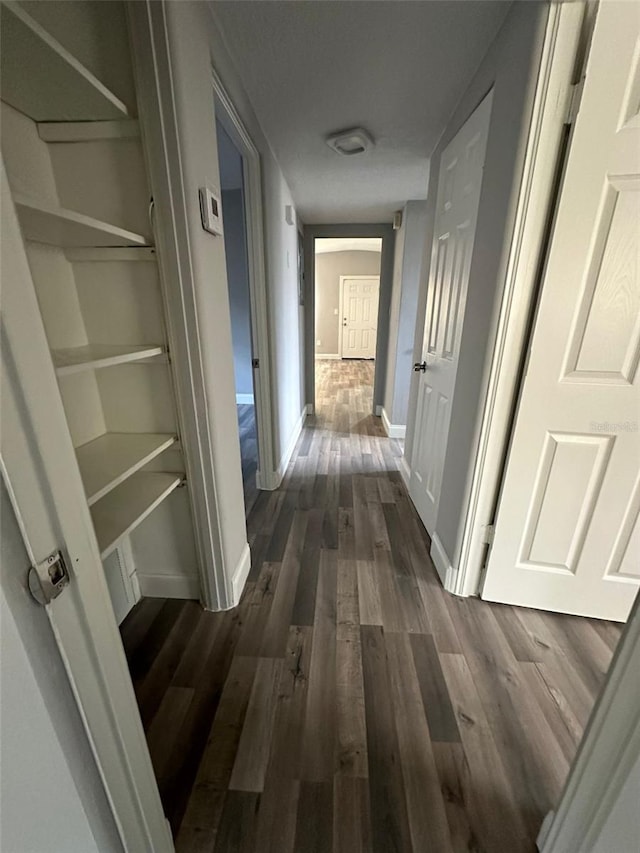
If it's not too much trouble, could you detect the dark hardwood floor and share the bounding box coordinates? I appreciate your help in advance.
[121,359,621,853]
[237,403,259,517]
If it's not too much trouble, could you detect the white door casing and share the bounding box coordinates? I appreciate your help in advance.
[482,1,640,621]
[212,69,277,492]
[339,275,380,359]
[409,92,493,538]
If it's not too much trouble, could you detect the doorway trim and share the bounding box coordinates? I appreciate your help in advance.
[212,70,276,492]
[304,225,395,414]
[338,275,381,359]
[537,593,640,852]
[129,2,238,612]
[447,1,588,596]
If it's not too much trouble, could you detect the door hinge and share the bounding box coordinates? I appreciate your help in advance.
[565,79,585,126]
[28,550,70,606]
[483,524,495,546]
[252,358,260,369]
[477,524,495,593]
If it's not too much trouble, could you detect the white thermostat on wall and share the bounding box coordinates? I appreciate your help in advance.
[199,185,223,236]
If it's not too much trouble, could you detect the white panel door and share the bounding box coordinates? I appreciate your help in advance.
[340,276,380,359]
[409,92,493,533]
[482,2,640,622]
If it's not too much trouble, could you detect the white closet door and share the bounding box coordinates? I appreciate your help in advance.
[482,2,640,621]
[409,92,492,536]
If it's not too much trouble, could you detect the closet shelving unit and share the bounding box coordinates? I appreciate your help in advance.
[13,193,150,248]
[52,344,166,376]
[91,473,183,560]
[1,0,200,622]
[0,0,133,122]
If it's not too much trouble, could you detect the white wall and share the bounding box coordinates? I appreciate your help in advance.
[0,482,122,853]
[404,1,549,566]
[206,3,306,469]
[386,213,407,413]
[315,250,382,355]
[260,151,305,461]
[384,200,428,426]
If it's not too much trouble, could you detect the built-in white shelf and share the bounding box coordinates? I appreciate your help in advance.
[14,195,149,248]
[91,472,183,559]
[38,120,140,143]
[76,432,178,506]
[0,2,132,122]
[53,343,165,376]
[64,247,157,263]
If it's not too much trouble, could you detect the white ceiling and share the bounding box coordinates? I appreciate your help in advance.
[210,1,511,224]
[315,237,382,255]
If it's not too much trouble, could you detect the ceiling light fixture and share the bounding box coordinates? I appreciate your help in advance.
[326,127,374,156]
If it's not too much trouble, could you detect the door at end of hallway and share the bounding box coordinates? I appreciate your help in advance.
[339,275,380,359]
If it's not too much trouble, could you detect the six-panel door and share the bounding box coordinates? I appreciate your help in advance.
[409,92,493,541]
[482,3,640,621]
[340,276,380,359]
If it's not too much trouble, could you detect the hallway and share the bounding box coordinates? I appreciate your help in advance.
[121,360,619,853]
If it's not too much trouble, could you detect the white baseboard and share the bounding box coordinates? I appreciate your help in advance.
[259,404,309,490]
[228,542,251,608]
[381,407,406,439]
[375,404,383,416]
[399,456,411,489]
[315,353,341,360]
[236,392,254,404]
[277,404,309,483]
[430,534,453,588]
[138,572,200,599]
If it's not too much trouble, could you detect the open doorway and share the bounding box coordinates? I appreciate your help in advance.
[313,236,382,411]
[216,119,260,516]
[304,225,395,417]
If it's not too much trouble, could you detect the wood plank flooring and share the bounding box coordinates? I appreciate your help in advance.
[121,359,622,853]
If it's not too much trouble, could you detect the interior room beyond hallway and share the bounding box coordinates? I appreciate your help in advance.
[314,238,382,362]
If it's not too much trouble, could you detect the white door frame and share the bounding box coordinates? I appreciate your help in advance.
[128,1,235,611]
[446,1,588,596]
[212,70,277,492]
[338,274,380,358]
[537,592,640,852]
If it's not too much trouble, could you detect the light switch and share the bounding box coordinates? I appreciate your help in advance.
[199,186,223,236]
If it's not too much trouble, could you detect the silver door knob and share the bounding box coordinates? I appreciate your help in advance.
[413,361,427,372]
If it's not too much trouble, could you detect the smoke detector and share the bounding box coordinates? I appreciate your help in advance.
[326,127,374,156]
